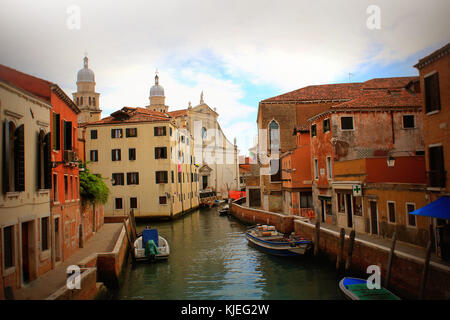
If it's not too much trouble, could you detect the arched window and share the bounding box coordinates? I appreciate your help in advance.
[201,127,207,140]
[269,120,279,152]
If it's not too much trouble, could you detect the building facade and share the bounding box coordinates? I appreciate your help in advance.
[0,77,52,297]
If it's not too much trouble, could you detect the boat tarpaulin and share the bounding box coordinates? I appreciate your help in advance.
[229,190,246,200]
[410,196,450,220]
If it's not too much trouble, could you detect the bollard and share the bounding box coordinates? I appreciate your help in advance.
[336,228,345,271]
[419,241,432,300]
[314,221,320,256]
[345,230,356,272]
[384,232,397,288]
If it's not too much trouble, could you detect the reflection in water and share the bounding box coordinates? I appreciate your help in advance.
[117,208,344,300]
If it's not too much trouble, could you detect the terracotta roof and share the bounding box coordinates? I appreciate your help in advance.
[331,88,422,110]
[361,76,419,90]
[87,106,171,125]
[168,109,188,118]
[415,43,450,70]
[0,64,80,114]
[296,103,332,127]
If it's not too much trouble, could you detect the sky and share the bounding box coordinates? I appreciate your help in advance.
[0,0,449,156]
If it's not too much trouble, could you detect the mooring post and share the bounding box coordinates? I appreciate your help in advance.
[129,209,137,241]
[314,221,320,256]
[384,232,397,288]
[123,221,135,261]
[345,230,356,272]
[336,228,345,271]
[419,241,432,299]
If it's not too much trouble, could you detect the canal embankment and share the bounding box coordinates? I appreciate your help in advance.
[13,221,128,300]
[231,201,450,299]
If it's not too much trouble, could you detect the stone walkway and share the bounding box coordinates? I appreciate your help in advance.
[13,223,123,300]
[306,218,450,271]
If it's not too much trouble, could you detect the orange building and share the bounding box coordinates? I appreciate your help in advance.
[414,43,450,258]
[280,127,314,218]
[333,156,429,246]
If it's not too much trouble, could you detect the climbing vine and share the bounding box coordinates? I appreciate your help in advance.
[79,163,110,207]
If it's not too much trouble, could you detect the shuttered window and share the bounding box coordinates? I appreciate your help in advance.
[424,73,441,113]
[3,226,14,268]
[63,120,72,150]
[155,147,167,159]
[155,171,168,184]
[37,130,52,189]
[154,126,166,136]
[127,172,139,185]
[112,173,124,186]
[52,113,60,150]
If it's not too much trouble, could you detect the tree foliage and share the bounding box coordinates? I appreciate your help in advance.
[79,164,110,207]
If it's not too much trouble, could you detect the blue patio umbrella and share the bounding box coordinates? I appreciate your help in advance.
[410,196,450,220]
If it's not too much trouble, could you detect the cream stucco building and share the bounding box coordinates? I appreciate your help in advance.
[0,78,52,290]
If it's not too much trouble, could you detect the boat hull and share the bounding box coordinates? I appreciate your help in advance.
[339,277,400,300]
[245,231,312,257]
[134,235,170,261]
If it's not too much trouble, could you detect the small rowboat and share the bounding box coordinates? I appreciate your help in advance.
[245,225,313,257]
[218,204,230,216]
[339,277,400,300]
[134,228,170,261]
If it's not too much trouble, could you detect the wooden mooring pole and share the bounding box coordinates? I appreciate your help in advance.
[384,232,397,288]
[123,221,136,261]
[419,241,432,300]
[345,230,356,272]
[336,228,345,271]
[129,209,137,241]
[314,221,320,256]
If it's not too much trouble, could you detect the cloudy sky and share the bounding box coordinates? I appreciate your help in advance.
[1,0,449,155]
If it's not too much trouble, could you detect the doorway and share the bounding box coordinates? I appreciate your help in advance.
[346,194,353,228]
[320,200,325,223]
[21,222,30,284]
[202,175,208,190]
[54,218,61,263]
[370,201,378,235]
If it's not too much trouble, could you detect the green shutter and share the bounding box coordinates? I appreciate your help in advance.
[2,120,10,193]
[14,124,25,192]
[44,132,52,189]
[37,131,42,190]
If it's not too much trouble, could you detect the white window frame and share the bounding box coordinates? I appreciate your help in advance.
[326,156,332,180]
[406,202,417,228]
[387,201,396,224]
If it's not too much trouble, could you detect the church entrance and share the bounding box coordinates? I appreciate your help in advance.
[202,175,208,189]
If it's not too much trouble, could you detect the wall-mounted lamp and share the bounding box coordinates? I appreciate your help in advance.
[387,155,395,167]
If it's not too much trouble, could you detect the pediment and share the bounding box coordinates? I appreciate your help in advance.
[199,164,213,173]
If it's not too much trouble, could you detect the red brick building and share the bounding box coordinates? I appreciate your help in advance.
[414,43,450,258]
[0,65,83,269]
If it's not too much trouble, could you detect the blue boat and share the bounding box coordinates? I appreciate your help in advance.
[339,277,400,300]
[245,225,313,257]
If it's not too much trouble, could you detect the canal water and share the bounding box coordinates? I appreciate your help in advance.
[115,207,345,300]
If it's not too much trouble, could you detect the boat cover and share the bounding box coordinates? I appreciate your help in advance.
[345,283,400,300]
[145,240,160,257]
[409,196,450,220]
[143,229,159,246]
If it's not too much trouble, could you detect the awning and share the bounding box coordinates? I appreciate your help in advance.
[410,196,450,220]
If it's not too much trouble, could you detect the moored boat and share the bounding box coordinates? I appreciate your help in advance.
[218,204,230,216]
[245,225,313,257]
[134,228,170,261]
[339,277,400,300]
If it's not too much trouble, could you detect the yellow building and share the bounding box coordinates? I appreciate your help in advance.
[84,106,199,218]
[0,78,52,292]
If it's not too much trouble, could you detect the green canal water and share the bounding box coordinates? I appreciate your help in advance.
[114,207,345,300]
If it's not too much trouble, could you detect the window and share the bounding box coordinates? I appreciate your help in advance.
[130,197,137,209]
[53,174,58,202]
[70,176,74,200]
[111,128,123,138]
[111,149,121,161]
[90,150,98,162]
[75,177,78,199]
[93,97,96,106]
[64,175,68,201]
[80,97,83,105]
[112,173,124,186]
[403,115,415,129]
[115,198,123,209]
[270,159,281,182]
[428,145,445,188]
[406,203,416,227]
[323,118,330,133]
[341,117,354,130]
[337,193,346,213]
[314,159,319,180]
[171,171,174,183]
[170,127,172,136]
[155,147,167,159]
[178,172,181,183]
[63,120,72,150]
[424,73,441,113]
[326,156,332,179]
[2,122,25,193]
[37,130,52,190]
[300,192,313,208]
[90,130,98,139]
[126,128,137,137]
[181,136,185,143]
[269,120,280,152]
[3,225,14,268]
[311,124,317,137]
[159,196,167,205]
[127,172,139,185]
[89,97,91,105]
[129,148,136,160]
[52,113,60,150]
[155,171,168,184]
[41,217,49,251]
[154,126,166,136]
[388,202,396,223]
[201,127,207,139]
